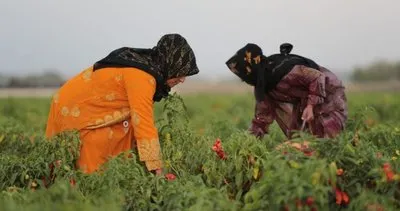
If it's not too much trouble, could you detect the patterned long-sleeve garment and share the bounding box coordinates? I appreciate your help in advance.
[46,66,162,173]
[249,65,348,139]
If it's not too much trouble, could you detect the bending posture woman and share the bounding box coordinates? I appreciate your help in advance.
[225,43,347,140]
[46,34,200,174]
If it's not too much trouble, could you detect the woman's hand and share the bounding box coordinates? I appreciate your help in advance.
[302,104,314,122]
[248,124,266,139]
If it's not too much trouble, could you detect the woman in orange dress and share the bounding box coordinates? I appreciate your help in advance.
[45,34,200,175]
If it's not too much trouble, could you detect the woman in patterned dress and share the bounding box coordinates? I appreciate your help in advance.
[45,34,200,174]
[225,43,347,141]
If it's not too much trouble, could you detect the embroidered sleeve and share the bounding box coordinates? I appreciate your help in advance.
[124,69,162,171]
[249,93,275,139]
[294,66,326,106]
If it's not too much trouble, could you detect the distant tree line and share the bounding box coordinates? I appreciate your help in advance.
[1,61,399,87]
[0,71,65,88]
[351,60,400,82]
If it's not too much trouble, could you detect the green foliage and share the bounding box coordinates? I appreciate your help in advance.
[2,71,65,88]
[351,60,400,82]
[0,92,399,210]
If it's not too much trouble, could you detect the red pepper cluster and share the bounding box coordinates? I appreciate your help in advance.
[382,162,395,182]
[331,168,349,206]
[335,187,350,205]
[212,138,227,160]
[336,168,344,176]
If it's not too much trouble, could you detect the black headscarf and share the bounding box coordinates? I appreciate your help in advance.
[226,43,320,101]
[93,34,200,102]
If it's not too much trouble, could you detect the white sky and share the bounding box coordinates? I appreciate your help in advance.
[1,0,399,80]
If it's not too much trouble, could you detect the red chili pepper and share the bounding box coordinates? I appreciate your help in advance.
[70,178,76,187]
[212,138,227,160]
[382,163,395,182]
[383,162,391,170]
[212,139,222,152]
[335,187,350,206]
[303,151,314,156]
[385,171,394,182]
[165,173,176,181]
[217,151,227,160]
[342,191,350,205]
[306,196,314,206]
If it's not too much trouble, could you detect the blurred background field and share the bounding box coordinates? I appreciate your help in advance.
[1,90,400,136]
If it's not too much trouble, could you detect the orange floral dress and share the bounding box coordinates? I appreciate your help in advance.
[45,66,162,173]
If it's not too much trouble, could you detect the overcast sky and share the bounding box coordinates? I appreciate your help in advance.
[1,0,399,80]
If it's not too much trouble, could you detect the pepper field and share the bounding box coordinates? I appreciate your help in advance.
[0,91,399,211]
